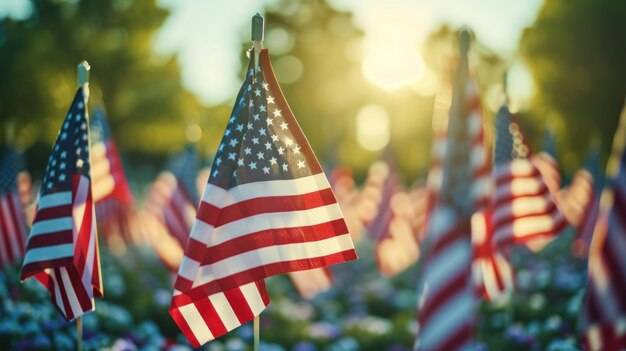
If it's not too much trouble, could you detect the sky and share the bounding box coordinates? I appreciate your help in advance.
[2,0,544,107]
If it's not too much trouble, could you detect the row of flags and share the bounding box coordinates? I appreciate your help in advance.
[0,26,624,350]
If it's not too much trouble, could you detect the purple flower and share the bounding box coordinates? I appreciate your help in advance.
[292,341,318,351]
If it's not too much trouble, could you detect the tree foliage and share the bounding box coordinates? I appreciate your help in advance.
[520,0,626,172]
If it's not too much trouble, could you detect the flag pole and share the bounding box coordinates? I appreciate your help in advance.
[250,13,264,351]
[251,13,264,73]
[76,59,90,351]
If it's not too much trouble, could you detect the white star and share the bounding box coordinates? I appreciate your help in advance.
[254,88,261,97]
[297,159,306,169]
[76,148,82,155]
[59,173,66,181]
[259,105,266,112]
[213,169,219,177]
[266,117,273,125]
[267,95,275,104]
[249,161,257,170]
[81,122,86,130]
[247,123,253,130]
[63,120,70,129]
[75,113,81,121]
[236,124,244,132]
[82,134,87,140]
[76,159,84,168]
[280,122,288,130]
[238,158,245,167]
[225,129,231,136]
[277,146,285,155]
[248,68,254,76]
[270,157,277,165]
[259,128,266,136]
[78,102,84,109]
[265,142,272,150]
[244,147,252,155]
[50,170,56,177]
[253,114,260,121]
[54,144,60,151]
[216,158,222,166]
[247,84,252,92]
[219,143,225,152]
[282,163,288,172]
[61,132,68,140]
[228,153,236,161]
[60,162,66,170]
[257,152,264,160]
[271,134,279,142]
[229,116,236,124]
[51,158,57,166]
[252,137,259,145]
[273,109,282,118]
[293,145,301,155]
[229,139,238,148]
[60,151,67,159]
[47,182,53,189]
[263,166,270,174]
[285,138,294,147]
[263,82,269,90]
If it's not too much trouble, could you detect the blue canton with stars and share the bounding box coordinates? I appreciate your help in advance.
[41,87,91,195]
[208,51,317,190]
[167,143,200,205]
[494,105,528,166]
[0,147,22,194]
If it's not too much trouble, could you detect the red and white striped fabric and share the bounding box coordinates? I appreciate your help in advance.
[170,49,357,347]
[416,33,486,350]
[471,210,513,301]
[20,86,102,321]
[0,148,28,268]
[146,172,196,249]
[582,101,626,351]
[491,109,568,252]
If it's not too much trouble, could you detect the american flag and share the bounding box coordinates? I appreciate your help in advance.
[365,159,420,277]
[170,49,358,346]
[20,86,103,321]
[570,153,602,257]
[582,101,626,350]
[491,106,567,252]
[146,144,198,251]
[90,108,135,244]
[415,32,487,350]
[288,267,333,300]
[0,148,28,268]
[471,210,513,301]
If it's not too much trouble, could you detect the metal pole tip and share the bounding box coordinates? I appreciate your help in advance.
[251,13,264,42]
[77,60,91,85]
[458,27,471,56]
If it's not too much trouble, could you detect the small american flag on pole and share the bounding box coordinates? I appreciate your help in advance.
[170,48,358,346]
[20,85,103,321]
[0,147,28,268]
[582,99,626,350]
[491,106,568,252]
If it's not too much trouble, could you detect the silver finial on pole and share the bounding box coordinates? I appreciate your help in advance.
[77,60,91,86]
[251,13,264,72]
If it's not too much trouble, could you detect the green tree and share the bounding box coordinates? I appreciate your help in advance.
[0,0,207,178]
[520,0,626,172]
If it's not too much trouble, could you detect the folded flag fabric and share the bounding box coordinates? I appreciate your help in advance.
[20,85,102,321]
[170,49,358,347]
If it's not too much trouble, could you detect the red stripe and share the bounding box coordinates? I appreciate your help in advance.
[173,249,357,303]
[54,269,74,321]
[199,219,349,265]
[493,182,550,207]
[32,203,73,222]
[26,230,73,248]
[21,257,74,280]
[427,321,473,351]
[495,166,541,186]
[223,287,254,323]
[426,222,467,261]
[66,265,94,315]
[0,196,13,265]
[197,188,337,228]
[169,305,201,348]
[492,199,559,229]
[494,215,568,249]
[195,296,228,340]
[7,193,26,256]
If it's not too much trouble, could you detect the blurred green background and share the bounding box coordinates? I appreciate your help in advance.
[1,0,626,185]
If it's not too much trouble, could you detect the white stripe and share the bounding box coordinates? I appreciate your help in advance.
[193,234,354,287]
[494,159,535,179]
[421,239,471,297]
[30,217,73,237]
[177,255,202,282]
[81,206,97,298]
[419,288,474,350]
[178,303,214,344]
[193,203,344,246]
[493,195,552,224]
[47,269,67,318]
[37,191,72,210]
[208,292,240,331]
[22,244,74,264]
[239,282,267,315]
[201,173,330,207]
[494,176,544,200]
